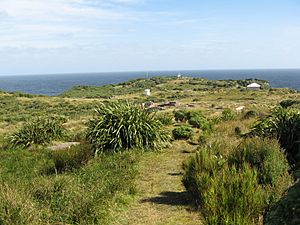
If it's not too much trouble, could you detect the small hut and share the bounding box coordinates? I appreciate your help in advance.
[247,83,261,90]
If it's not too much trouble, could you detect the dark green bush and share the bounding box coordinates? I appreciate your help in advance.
[87,101,169,153]
[265,181,300,225]
[229,138,290,186]
[10,117,66,148]
[279,99,300,108]
[173,109,189,122]
[183,148,266,225]
[44,143,94,174]
[172,125,193,140]
[243,110,259,119]
[189,117,214,132]
[187,111,214,132]
[248,108,300,166]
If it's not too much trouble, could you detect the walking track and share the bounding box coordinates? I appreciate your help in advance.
[115,141,203,225]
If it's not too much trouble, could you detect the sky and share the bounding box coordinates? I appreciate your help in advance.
[0,0,300,75]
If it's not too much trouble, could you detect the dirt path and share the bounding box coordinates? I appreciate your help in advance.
[115,141,203,225]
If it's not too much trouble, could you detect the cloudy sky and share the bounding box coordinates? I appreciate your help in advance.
[0,0,300,75]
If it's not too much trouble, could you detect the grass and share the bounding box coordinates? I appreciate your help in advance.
[0,148,139,225]
[115,141,202,225]
[0,76,300,224]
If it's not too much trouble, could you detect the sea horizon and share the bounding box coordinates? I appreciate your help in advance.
[0,68,300,96]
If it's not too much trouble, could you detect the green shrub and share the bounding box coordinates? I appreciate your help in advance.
[10,117,66,148]
[187,111,214,133]
[279,99,300,108]
[248,108,300,166]
[265,181,300,225]
[183,148,266,225]
[243,110,259,119]
[87,101,169,153]
[174,109,189,122]
[221,108,236,121]
[156,112,173,125]
[229,138,290,186]
[172,125,193,140]
[44,143,94,174]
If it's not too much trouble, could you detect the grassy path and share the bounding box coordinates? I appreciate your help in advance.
[115,141,202,225]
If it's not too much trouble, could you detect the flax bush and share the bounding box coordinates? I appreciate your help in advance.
[87,101,169,153]
[10,117,65,148]
[248,108,300,166]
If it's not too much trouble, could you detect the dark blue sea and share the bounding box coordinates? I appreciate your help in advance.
[0,69,299,96]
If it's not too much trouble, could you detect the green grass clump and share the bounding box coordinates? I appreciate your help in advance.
[155,112,173,126]
[279,99,300,108]
[183,148,266,225]
[248,108,300,167]
[10,117,65,148]
[0,150,139,225]
[174,109,189,122]
[221,108,237,121]
[172,125,193,140]
[187,111,214,132]
[243,110,259,119]
[87,101,169,153]
[44,143,94,174]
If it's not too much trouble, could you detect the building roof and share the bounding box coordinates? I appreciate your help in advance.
[247,82,261,88]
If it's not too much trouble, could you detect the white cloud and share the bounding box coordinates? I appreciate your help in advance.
[0,0,138,50]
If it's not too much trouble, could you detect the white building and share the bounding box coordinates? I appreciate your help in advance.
[144,89,151,96]
[247,83,261,90]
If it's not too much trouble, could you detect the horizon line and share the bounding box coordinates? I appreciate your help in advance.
[1,67,300,77]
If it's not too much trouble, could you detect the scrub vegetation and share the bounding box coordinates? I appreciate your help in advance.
[0,76,299,225]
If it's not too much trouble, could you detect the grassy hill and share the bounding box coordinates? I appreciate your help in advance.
[0,76,299,224]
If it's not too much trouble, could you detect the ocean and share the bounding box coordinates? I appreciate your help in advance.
[0,69,299,96]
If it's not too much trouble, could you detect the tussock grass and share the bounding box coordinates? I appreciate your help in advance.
[87,101,169,153]
[10,117,66,148]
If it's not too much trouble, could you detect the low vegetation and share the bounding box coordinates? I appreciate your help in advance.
[248,108,300,167]
[265,181,300,225]
[172,125,194,140]
[10,117,66,148]
[183,138,292,225]
[0,76,299,224]
[0,149,139,225]
[87,101,169,153]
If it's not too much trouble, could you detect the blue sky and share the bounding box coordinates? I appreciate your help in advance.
[0,0,300,75]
